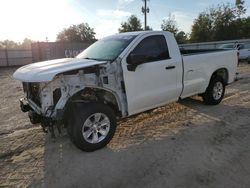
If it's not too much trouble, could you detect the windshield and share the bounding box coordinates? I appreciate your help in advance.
[77,34,137,61]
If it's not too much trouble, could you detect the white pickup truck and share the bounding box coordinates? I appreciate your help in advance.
[13,31,238,151]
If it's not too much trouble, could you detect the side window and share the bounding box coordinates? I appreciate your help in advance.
[132,35,170,63]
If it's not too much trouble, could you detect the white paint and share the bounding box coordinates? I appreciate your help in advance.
[181,50,238,98]
[13,58,107,82]
[13,31,238,120]
[121,32,183,115]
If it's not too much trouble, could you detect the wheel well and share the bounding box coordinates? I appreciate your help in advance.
[66,87,121,117]
[211,68,229,84]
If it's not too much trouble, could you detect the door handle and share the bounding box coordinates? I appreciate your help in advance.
[165,66,176,70]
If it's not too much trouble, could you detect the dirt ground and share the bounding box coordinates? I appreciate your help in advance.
[0,63,250,188]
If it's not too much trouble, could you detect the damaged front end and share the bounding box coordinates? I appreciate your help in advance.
[20,82,58,135]
[17,60,127,138]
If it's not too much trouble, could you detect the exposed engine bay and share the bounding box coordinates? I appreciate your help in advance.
[20,59,127,137]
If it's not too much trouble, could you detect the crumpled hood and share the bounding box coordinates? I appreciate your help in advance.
[13,58,107,82]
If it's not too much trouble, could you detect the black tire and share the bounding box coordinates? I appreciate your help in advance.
[68,102,116,152]
[202,76,225,105]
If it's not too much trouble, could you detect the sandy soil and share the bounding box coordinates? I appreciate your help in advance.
[0,63,250,188]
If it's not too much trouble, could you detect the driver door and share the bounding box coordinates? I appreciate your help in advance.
[122,34,180,115]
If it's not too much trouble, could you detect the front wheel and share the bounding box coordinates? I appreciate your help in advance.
[202,76,225,105]
[68,103,117,152]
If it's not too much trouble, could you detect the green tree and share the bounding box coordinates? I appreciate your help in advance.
[0,38,34,49]
[21,38,33,49]
[190,11,214,42]
[235,0,246,18]
[176,31,188,44]
[57,23,96,42]
[241,16,250,38]
[0,40,19,49]
[161,15,178,35]
[118,15,143,33]
[161,15,188,44]
[190,2,247,42]
[145,25,153,31]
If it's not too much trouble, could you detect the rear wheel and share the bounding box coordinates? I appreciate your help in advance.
[202,76,225,105]
[68,103,117,152]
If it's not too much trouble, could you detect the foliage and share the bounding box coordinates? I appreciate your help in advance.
[190,11,213,42]
[241,17,250,38]
[56,23,96,42]
[161,15,188,44]
[118,15,143,33]
[0,38,33,49]
[235,0,247,18]
[161,15,178,35]
[190,1,248,42]
[0,40,19,49]
[175,31,188,44]
[145,25,153,31]
[21,38,33,49]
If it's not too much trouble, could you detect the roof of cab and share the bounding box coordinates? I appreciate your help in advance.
[100,31,172,40]
[115,30,170,36]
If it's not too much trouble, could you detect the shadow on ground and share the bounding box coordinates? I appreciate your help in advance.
[42,96,250,188]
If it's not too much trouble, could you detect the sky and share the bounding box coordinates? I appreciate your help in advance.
[0,0,250,42]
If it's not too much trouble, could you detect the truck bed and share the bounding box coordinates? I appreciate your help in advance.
[180,50,238,99]
[180,48,226,55]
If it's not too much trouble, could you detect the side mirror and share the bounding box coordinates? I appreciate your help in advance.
[127,53,145,71]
